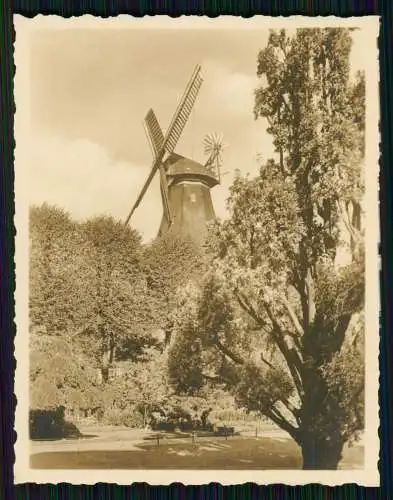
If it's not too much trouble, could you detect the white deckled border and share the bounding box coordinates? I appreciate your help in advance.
[13,14,380,486]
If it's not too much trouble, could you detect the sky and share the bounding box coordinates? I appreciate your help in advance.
[28,24,365,242]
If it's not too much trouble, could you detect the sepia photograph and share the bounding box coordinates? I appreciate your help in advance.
[13,15,380,485]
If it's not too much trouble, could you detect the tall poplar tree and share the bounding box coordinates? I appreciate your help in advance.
[168,28,365,469]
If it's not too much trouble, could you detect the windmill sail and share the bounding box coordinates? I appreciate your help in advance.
[158,168,171,223]
[143,110,171,223]
[164,65,203,154]
[144,109,164,157]
[125,65,203,226]
[124,153,165,227]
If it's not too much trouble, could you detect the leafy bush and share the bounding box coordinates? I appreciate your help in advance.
[102,408,144,428]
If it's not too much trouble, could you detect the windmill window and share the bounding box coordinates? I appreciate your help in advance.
[190,193,196,203]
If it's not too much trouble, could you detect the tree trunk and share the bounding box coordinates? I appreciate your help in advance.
[143,406,148,428]
[101,346,111,383]
[300,433,344,470]
[100,335,115,384]
[100,365,109,384]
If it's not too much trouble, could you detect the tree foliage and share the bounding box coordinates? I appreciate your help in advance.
[28,29,366,471]
[29,205,207,415]
[167,282,204,394]
[29,204,88,337]
[29,205,157,391]
[76,216,154,380]
[104,347,171,426]
[142,233,206,342]
[168,28,365,470]
[30,331,101,411]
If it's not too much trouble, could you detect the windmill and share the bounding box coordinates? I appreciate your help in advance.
[125,65,225,245]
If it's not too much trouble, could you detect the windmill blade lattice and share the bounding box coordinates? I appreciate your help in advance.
[143,109,172,223]
[164,65,203,154]
[144,109,165,158]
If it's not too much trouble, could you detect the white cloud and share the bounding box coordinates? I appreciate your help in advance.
[26,64,272,243]
[29,133,163,242]
[198,60,259,119]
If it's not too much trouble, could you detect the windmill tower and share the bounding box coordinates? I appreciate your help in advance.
[125,65,225,245]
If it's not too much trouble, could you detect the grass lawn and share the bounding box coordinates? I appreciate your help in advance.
[30,435,363,470]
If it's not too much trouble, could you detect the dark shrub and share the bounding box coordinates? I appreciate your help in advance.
[153,421,176,432]
[29,407,82,440]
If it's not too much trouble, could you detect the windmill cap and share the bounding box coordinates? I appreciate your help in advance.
[165,153,220,188]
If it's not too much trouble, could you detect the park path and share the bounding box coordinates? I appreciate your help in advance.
[30,428,152,453]
[30,426,291,454]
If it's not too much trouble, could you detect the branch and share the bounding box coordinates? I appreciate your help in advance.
[202,373,220,382]
[202,372,229,384]
[257,353,302,425]
[278,399,301,426]
[279,147,285,174]
[280,95,291,115]
[260,353,275,370]
[270,404,297,429]
[263,302,304,399]
[334,314,353,350]
[235,290,265,327]
[281,296,304,337]
[211,338,302,429]
[70,322,93,339]
[305,268,316,325]
[337,200,362,250]
[277,41,288,59]
[350,330,361,348]
[337,200,352,233]
[264,406,299,440]
[214,338,245,365]
[279,296,304,356]
[234,290,305,400]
